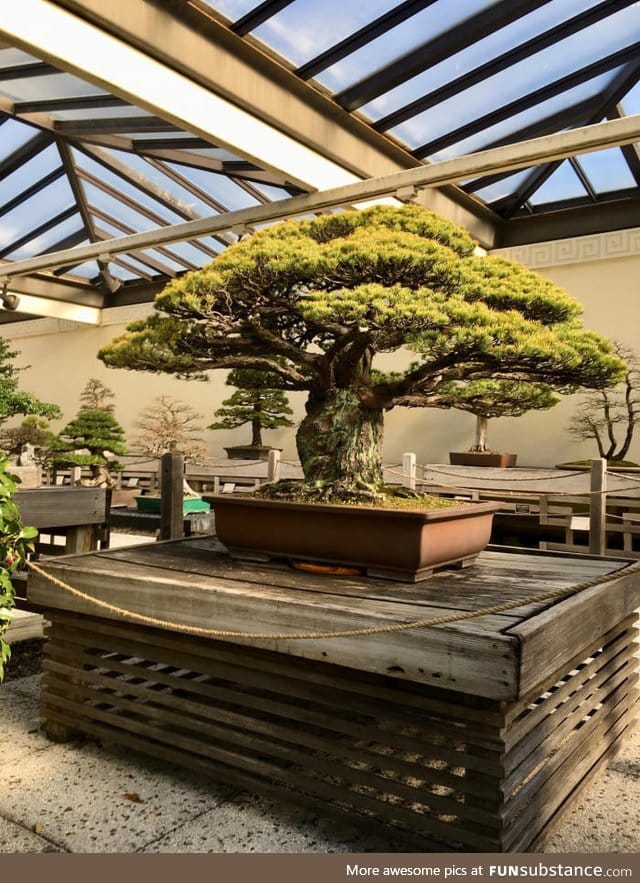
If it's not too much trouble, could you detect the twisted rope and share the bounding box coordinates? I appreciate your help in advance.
[25,555,639,642]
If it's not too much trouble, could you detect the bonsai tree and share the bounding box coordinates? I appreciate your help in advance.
[433,379,561,453]
[79,377,116,414]
[98,205,624,501]
[131,395,207,464]
[0,337,61,427]
[567,343,640,463]
[0,415,58,467]
[210,367,294,450]
[52,408,127,487]
[0,452,38,680]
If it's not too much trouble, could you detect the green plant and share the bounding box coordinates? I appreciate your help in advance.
[432,379,560,453]
[568,343,640,462]
[52,408,128,486]
[209,367,294,447]
[98,205,624,501]
[0,453,38,680]
[79,377,116,414]
[0,337,61,426]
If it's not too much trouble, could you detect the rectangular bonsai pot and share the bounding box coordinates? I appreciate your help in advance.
[211,496,501,582]
[449,451,517,468]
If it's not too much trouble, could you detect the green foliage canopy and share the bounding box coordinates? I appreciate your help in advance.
[0,338,61,426]
[53,409,127,470]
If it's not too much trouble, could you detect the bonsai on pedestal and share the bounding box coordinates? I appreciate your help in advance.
[441,379,560,468]
[51,408,127,487]
[210,367,294,460]
[98,206,623,579]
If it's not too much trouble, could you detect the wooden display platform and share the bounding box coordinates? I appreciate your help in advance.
[28,538,640,851]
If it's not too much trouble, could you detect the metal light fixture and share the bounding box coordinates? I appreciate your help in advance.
[0,283,20,311]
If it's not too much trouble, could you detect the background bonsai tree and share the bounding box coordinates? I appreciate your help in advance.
[567,343,640,464]
[131,395,207,464]
[99,205,624,501]
[209,367,294,451]
[52,409,127,487]
[433,379,561,453]
[0,337,61,427]
[0,415,58,466]
[79,377,116,414]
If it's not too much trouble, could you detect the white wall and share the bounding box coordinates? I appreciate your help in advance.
[4,226,640,468]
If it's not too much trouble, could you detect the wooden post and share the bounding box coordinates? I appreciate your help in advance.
[160,451,184,541]
[70,466,82,486]
[402,452,416,490]
[589,458,607,556]
[267,449,281,483]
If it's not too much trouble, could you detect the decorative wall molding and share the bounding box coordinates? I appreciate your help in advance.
[2,302,154,339]
[491,227,640,268]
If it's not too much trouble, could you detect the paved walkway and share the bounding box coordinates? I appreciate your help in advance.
[1,667,639,854]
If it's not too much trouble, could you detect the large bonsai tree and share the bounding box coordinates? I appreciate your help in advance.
[567,343,640,463]
[210,367,294,448]
[433,379,560,453]
[99,205,624,500]
[52,409,127,486]
[0,337,61,427]
[79,377,116,414]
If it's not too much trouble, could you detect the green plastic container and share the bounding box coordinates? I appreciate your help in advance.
[135,496,210,514]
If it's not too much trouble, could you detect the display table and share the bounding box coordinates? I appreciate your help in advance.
[28,537,640,852]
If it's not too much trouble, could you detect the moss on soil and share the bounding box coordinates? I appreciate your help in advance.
[255,480,465,511]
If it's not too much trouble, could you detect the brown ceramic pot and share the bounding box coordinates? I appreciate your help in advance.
[211,496,501,582]
[449,451,517,468]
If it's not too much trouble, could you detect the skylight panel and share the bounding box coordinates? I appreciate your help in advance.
[0,143,60,206]
[314,0,497,93]
[394,72,616,157]
[5,213,83,260]
[472,170,533,204]
[0,71,105,103]
[167,162,261,210]
[529,161,588,205]
[576,148,637,193]
[201,0,262,21]
[252,0,399,67]
[359,0,601,122]
[81,181,164,233]
[621,81,640,115]
[0,118,40,158]
[0,175,75,243]
[0,48,39,67]
[48,106,152,122]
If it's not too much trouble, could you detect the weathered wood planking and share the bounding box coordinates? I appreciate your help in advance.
[15,487,109,528]
[39,609,639,852]
[27,538,638,701]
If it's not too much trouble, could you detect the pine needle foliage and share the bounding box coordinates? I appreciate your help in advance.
[79,377,116,414]
[209,368,294,447]
[99,206,624,494]
[52,409,127,483]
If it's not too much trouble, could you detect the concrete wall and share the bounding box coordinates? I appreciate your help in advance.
[4,226,640,468]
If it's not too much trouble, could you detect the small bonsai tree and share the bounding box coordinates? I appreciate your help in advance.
[209,367,294,450]
[0,337,61,427]
[567,343,640,463]
[52,408,128,487]
[131,395,207,463]
[98,205,624,501]
[79,377,116,414]
[0,415,58,467]
[433,379,561,453]
[0,452,38,680]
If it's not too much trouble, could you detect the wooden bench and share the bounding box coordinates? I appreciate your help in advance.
[28,539,640,852]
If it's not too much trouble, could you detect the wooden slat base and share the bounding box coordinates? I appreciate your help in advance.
[40,611,639,852]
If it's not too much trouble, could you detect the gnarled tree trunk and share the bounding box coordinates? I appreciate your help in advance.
[296,389,384,491]
[470,414,489,452]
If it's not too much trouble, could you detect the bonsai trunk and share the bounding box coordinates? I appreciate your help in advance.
[251,405,263,447]
[470,414,490,452]
[296,389,384,492]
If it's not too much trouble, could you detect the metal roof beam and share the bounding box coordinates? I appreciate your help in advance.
[334,0,553,111]
[1,115,638,279]
[231,0,295,36]
[54,116,178,135]
[0,206,78,260]
[373,0,636,133]
[297,0,438,81]
[0,61,58,80]
[0,166,65,218]
[0,130,52,178]
[14,94,126,114]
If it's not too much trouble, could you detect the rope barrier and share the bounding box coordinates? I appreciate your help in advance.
[24,554,640,643]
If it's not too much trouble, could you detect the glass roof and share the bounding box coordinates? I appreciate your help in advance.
[0,0,639,313]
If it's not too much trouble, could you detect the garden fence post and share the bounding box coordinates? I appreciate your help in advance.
[70,466,82,486]
[267,449,281,483]
[403,452,416,490]
[589,458,607,556]
[160,451,184,541]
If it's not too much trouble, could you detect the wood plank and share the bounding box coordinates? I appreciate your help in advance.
[4,608,43,642]
[508,564,640,696]
[15,487,108,528]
